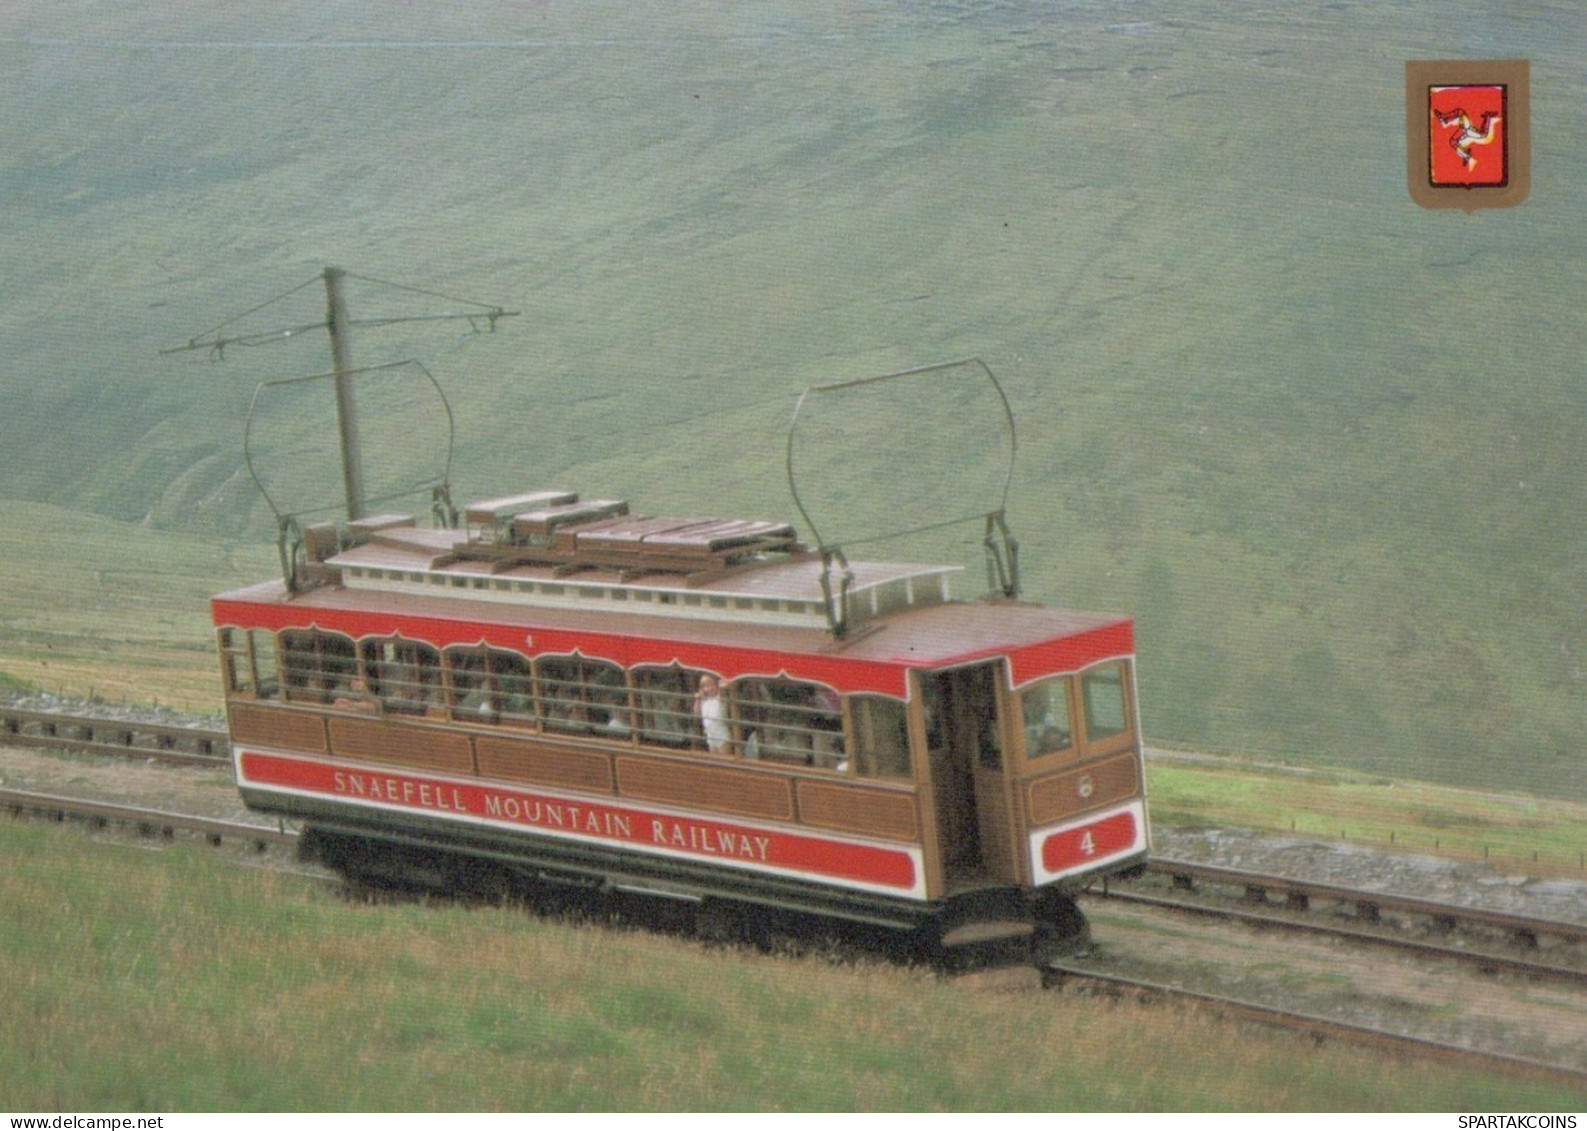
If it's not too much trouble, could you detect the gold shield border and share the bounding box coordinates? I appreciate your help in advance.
[1406,59,1530,212]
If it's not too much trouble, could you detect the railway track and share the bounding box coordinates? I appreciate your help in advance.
[1071,865,1587,1086]
[1139,857,1587,947]
[1043,962,1587,1087]
[0,785,295,851]
[0,703,228,767]
[6,701,1587,1085]
[1089,861,1587,987]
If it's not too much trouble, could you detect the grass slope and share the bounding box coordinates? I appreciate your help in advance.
[1,820,1579,1111]
[0,500,273,711]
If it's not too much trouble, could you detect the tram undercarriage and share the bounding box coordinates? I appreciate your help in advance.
[297,819,1097,968]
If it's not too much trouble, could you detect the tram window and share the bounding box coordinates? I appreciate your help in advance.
[219,628,280,698]
[251,630,279,699]
[851,696,909,778]
[280,630,357,703]
[633,664,711,750]
[732,677,845,769]
[1081,664,1130,742]
[537,655,631,738]
[444,646,533,726]
[1020,677,1074,759]
[219,628,272,698]
[446,647,490,721]
[218,630,245,694]
[362,638,442,714]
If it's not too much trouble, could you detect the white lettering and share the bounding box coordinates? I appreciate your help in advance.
[322,772,778,863]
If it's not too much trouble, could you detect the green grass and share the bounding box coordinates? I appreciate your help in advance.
[1146,755,1587,877]
[0,500,273,711]
[1,820,1580,1111]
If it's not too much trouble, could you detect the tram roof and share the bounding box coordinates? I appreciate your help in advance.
[213,571,1131,694]
[215,497,1130,693]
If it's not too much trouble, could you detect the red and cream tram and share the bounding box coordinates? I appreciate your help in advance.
[214,487,1149,955]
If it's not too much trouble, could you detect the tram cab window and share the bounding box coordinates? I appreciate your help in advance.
[1080,663,1131,743]
[218,629,246,694]
[732,677,845,769]
[537,655,631,737]
[362,638,442,714]
[281,630,357,704]
[633,664,711,750]
[219,628,279,700]
[850,696,909,778]
[1019,677,1074,759]
[445,645,533,726]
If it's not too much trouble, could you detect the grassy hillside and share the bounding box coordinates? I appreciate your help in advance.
[4,1,1587,796]
[0,501,273,711]
[2,819,1578,1111]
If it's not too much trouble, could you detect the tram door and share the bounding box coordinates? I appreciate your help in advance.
[922,661,1018,890]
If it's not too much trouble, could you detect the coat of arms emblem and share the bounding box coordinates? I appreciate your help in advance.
[1407,61,1529,211]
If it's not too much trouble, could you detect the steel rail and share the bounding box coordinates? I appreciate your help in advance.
[1086,886,1587,987]
[0,786,295,850]
[1139,856,1587,946]
[1044,963,1587,1086]
[0,705,229,767]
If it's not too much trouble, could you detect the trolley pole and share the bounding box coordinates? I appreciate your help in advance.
[323,266,367,522]
[163,265,516,530]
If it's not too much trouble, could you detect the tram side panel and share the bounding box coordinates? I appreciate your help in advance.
[220,646,938,922]
[215,602,1149,927]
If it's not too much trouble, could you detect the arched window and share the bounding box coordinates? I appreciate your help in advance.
[1080,662,1130,744]
[280,629,357,704]
[445,645,534,726]
[731,676,845,770]
[632,663,714,750]
[536,654,630,738]
[360,637,442,714]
